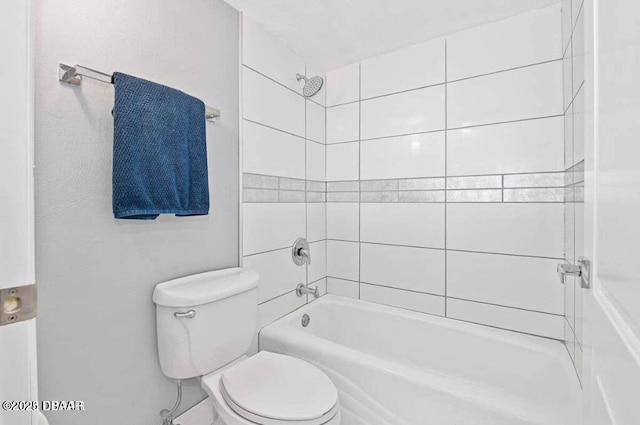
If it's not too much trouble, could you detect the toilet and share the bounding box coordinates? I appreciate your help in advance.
[152,268,340,425]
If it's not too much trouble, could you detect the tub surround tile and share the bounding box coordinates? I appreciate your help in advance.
[447,203,564,258]
[361,85,446,139]
[360,284,445,316]
[447,251,564,315]
[446,5,562,81]
[327,192,359,202]
[327,102,360,143]
[307,203,326,242]
[398,190,446,203]
[326,142,359,181]
[243,120,305,179]
[327,278,360,299]
[399,178,446,191]
[327,240,359,281]
[326,63,360,106]
[447,117,564,176]
[360,243,445,296]
[361,203,445,248]
[447,61,563,129]
[360,38,445,99]
[326,203,359,241]
[244,248,307,304]
[447,298,564,340]
[258,291,306,330]
[243,203,305,255]
[306,100,326,143]
[308,241,327,283]
[446,190,502,203]
[503,188,564,203]
[446,175,502,189]
[360,133,446,180]
[243,67,305,137]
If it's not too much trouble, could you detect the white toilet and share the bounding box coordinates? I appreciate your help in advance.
[152,268,340,425]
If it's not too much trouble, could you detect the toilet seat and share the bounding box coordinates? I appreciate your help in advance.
[201,352,340,425]
[220,352,339,425]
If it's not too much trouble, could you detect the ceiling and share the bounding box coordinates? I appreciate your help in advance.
[224,0,559,71]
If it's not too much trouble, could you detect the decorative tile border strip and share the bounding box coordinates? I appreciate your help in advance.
[326,171,566,203]
[243,171,574,203]
[243,173,325,203]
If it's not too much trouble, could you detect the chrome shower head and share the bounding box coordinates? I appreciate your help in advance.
[296,73,324,98]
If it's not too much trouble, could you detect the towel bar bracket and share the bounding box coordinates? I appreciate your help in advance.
[58,63,221,121]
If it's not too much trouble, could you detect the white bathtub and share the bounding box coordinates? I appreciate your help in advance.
[260,295,580,425]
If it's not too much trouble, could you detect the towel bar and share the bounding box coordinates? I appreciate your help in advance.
[58,63,221,121]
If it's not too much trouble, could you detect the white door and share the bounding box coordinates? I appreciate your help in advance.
[0,1,39,425]
[582,0,640,423]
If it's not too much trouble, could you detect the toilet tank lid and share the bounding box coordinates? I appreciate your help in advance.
[152,268,259,308]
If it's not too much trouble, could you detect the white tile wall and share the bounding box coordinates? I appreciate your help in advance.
[326,102,359,143]
[360,243,445,295]
[326,63,360,106]
[258,291,306,328]
[241,17,329,336]
[572,10,585,97]
[562,0,586,377]
[447,251,563,314]
[447,5,562,81]
[361,85,445,139]
[447,298,564,339]
[447,203,564,258]
[321,5,565,340]
[360,38,445,99]
[309,240,327,283]
[242,5,567,341]
[306,100,326,143]
[326,203,359,241]
[243,121,305,179]
[243,203,306,255]
[448,61,563,128]
[447,118,564,176]
[307,203,326,242]
[243,248,306,303]
[327,240,359,281]
[306,140,326,182]
[326,142,359,181]
[360,132,445,179]
[360,283,445,316]
[360,203,444,248]
[327,277,359,298]
[243,68,305,136]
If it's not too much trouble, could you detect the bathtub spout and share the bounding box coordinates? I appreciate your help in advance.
[296,283,320,299]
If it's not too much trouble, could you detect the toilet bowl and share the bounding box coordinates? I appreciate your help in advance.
[152,268,340,425]
[201,352,340,425]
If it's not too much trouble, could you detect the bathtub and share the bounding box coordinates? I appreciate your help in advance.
[260,295,580,425]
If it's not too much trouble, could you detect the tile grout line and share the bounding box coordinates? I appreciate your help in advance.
[444,39,448,317]
[358,62,362,300]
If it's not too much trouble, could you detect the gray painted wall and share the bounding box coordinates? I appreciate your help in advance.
[34,1,239,424]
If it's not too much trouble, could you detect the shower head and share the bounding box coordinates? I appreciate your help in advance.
[296,73,324,98]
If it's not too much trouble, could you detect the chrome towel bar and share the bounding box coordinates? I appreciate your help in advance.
[58,63,221,121]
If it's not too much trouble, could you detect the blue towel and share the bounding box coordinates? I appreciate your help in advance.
[112,72,209,219]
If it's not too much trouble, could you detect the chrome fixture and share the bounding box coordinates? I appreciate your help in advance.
[58,63,221,121]
[292,237,311,265]
[301,314,311,327]
[159,380,182,425]
[173,310,196,319]
[557,257,591,289]
[296,283,320,299]
[296,73,324,98]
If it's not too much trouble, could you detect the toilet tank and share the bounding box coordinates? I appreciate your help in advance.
[152,268,259,379]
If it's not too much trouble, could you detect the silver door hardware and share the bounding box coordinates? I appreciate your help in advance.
[292,237,311,265]
[557,257,591,289]
[296,283,320,299]
[173,310,196,319]
[0,284,37,326]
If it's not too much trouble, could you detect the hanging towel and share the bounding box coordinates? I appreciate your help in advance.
[111,72,209,219]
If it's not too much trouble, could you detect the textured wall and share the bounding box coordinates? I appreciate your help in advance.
[34,1,239,424]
